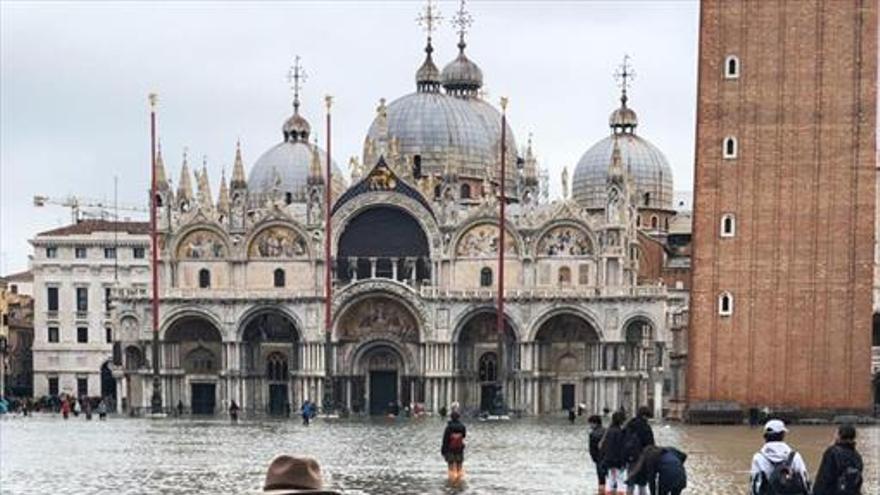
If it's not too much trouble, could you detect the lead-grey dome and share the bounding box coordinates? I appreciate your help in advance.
[249,141,343,204]
[572,133,674,210]
[364,91,518,192]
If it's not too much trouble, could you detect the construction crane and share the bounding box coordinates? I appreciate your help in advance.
[33,194,148,224]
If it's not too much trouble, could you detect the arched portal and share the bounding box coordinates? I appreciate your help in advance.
[165,316,223,415]
[456,311,517,413]
[100,361,116,411]
[534,314,600,413]
[337,206,431,284]
[355,343,407,415]
[240,311,300,416]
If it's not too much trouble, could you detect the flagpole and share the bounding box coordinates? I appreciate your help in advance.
[148,93,163,415]
[496,96,508,414]
[323,95,335,414]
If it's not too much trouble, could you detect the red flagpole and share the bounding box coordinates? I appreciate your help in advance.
[323,95,334,411]
[496,97,508,404]
[148,93,162,414]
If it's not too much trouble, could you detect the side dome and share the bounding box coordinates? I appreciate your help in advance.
[441,52,483,95]
[248,141,344,203]
[363,92,518,192]
[572,133,673,210]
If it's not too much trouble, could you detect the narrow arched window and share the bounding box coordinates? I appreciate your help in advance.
[284,192,293,205]
[478,352,498,382]
[433,184,442,200]
[664,218,669,231]
[198,268,211,288]
[718,292,733,316]
[724,55,740,79]
[651,215,659,229]
[460,183,471,199]
[558,266,572,286]
[636,215,641,227]
[723,136,738,159]
[480,267,493,287]
[720,214,736,237]
[274,268,286,288]
[643,192,651,206]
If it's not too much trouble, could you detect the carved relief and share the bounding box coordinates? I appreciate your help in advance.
[338,297,418,343]
[366,162,397,191]
[537,226,592,256]
[177,230,227,259]
[456,224,518,257]
[248,226,308,258]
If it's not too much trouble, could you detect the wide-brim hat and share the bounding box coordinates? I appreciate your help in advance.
[262,455,342,495]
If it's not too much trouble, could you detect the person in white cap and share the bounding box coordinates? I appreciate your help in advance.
[749,419,810,495]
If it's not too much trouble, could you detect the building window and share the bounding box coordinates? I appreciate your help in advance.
[105,287,112,311]
[578,264,590,285]
[558,266,572,286]
[45,246,57,258]
[48,326,59,343]
[266,352,288,381]
[651,215,659,229]
[9,284,17,294]
[198,269,211,288]
[478,352,498,382]
[274,268,286,288]
[133,247,145,259]
[77,377,88,398]
[636,216,641,227]
[75,247,87,259]
[723,136,738,159]
[48,377,59,396]
[643,192,651,206]
[460,183,471,199]
[104,247,116,259]
[664,218,669,231]
[77,327,88,343]
[105,327,113,343]
[76,287,88,311]
[720,214,736,237]
[433,184,442,200]
[480,267,493,287]
[718,292,733,316]
[47,287,59,311]
[724,55,740,79]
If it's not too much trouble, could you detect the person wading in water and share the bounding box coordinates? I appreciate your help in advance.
[441,410,467,484]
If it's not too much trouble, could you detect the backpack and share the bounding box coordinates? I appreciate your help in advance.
[832,449,862,495]
[448,432,465,453]
[762,451,808,495]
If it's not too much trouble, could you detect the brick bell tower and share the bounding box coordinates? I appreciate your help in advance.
[688,0,877,416]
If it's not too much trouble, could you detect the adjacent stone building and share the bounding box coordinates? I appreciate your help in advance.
[113,14,690,416]
[30,221,150,403]
[0,270,35,397]
[689,0,877,416]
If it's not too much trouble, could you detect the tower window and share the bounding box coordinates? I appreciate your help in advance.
[198,268,211,288]
[643,192,651,206]
[460,183,471,199]
[718,292,733,316]
[651,215,659,229]
[723,136,738,159]
[724,55,740,79]
[720,214,736,237]
[284,192,293,205]
[636,216,641,227]
[480,267,493,287]
[274,268,286,288]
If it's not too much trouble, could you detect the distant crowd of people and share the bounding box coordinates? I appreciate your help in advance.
[0,394,110,420]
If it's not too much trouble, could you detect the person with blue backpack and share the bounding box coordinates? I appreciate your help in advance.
[811,424,863,495]
[750,419,811,495]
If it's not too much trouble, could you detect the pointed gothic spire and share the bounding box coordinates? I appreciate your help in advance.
[197,157,213,210]
[609,134,624,180]
[177,149,193,202]
[156,141,169,190]
[217,167,230,214]
[309,139,324,183]
[231,140,247,189]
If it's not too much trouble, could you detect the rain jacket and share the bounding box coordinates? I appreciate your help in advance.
[812,442,862,495]
[749,441,810,495]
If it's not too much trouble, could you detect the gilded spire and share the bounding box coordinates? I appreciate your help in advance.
[156,141,169,190]
[177,149,193,201]
[217,167,230,214]
[231,140,247,189]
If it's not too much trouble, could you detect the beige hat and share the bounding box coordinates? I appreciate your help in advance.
[262,455,341,495]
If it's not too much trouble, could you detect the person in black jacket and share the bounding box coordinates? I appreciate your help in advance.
[812,424,863,495]
[624,406,656,495]
[626,446,687,495]
[441,411,467,483]
[600,411,628,494]
[588,415,607,493]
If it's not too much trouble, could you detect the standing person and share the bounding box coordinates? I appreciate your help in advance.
[569,408,577,424]
[176,400,184,417]
[624,406,656,495]
[600,411,628,494]
[588,414,607,494]
[441,410,467,484]
[626,446,687,495]
[812,424,863,495]
[301,400,311,426]
[61,397,71,420]
[84,399,93,420]
[749,419,810,495]
[97,399,107,420]
[73,397,81,417]
[229,400,240,423]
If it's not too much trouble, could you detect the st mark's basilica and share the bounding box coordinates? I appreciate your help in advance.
[112,4,690,418]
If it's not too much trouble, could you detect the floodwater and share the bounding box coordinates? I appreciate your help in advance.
[1,415,877,494]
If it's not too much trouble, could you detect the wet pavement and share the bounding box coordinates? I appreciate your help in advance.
[1,414,877,494]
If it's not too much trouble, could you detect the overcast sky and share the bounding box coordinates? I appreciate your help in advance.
[0,0,699,274]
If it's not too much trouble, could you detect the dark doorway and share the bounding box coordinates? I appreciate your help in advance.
[191,383,216,415]
[480,384,497,412]
[269,384,288,416]
[561,384,575,411]
[100,361,116,410]
[369,371,397,415]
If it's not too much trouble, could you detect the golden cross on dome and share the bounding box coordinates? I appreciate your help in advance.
[614,54,636,94]
[286,55,308,110]
[417,0,442,37]
[452,0,473,45]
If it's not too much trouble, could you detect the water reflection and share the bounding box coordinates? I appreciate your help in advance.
[1,416,877,494]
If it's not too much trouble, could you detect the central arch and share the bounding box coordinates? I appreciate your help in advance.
[455,309,518,413]
[533,313,601,413]
[239,309,301,416]
[164,316,223,415]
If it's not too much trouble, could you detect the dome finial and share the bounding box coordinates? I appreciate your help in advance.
[452,0,473,53]
[283,55,312,142]
[287,55,307,113]
[614,54,635,107]
[609,55,638,133]
[415,0,443,92]
[442,0,482,97]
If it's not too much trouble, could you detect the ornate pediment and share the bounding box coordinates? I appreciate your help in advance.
[332,156,435,218]
[248,225,308,258]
